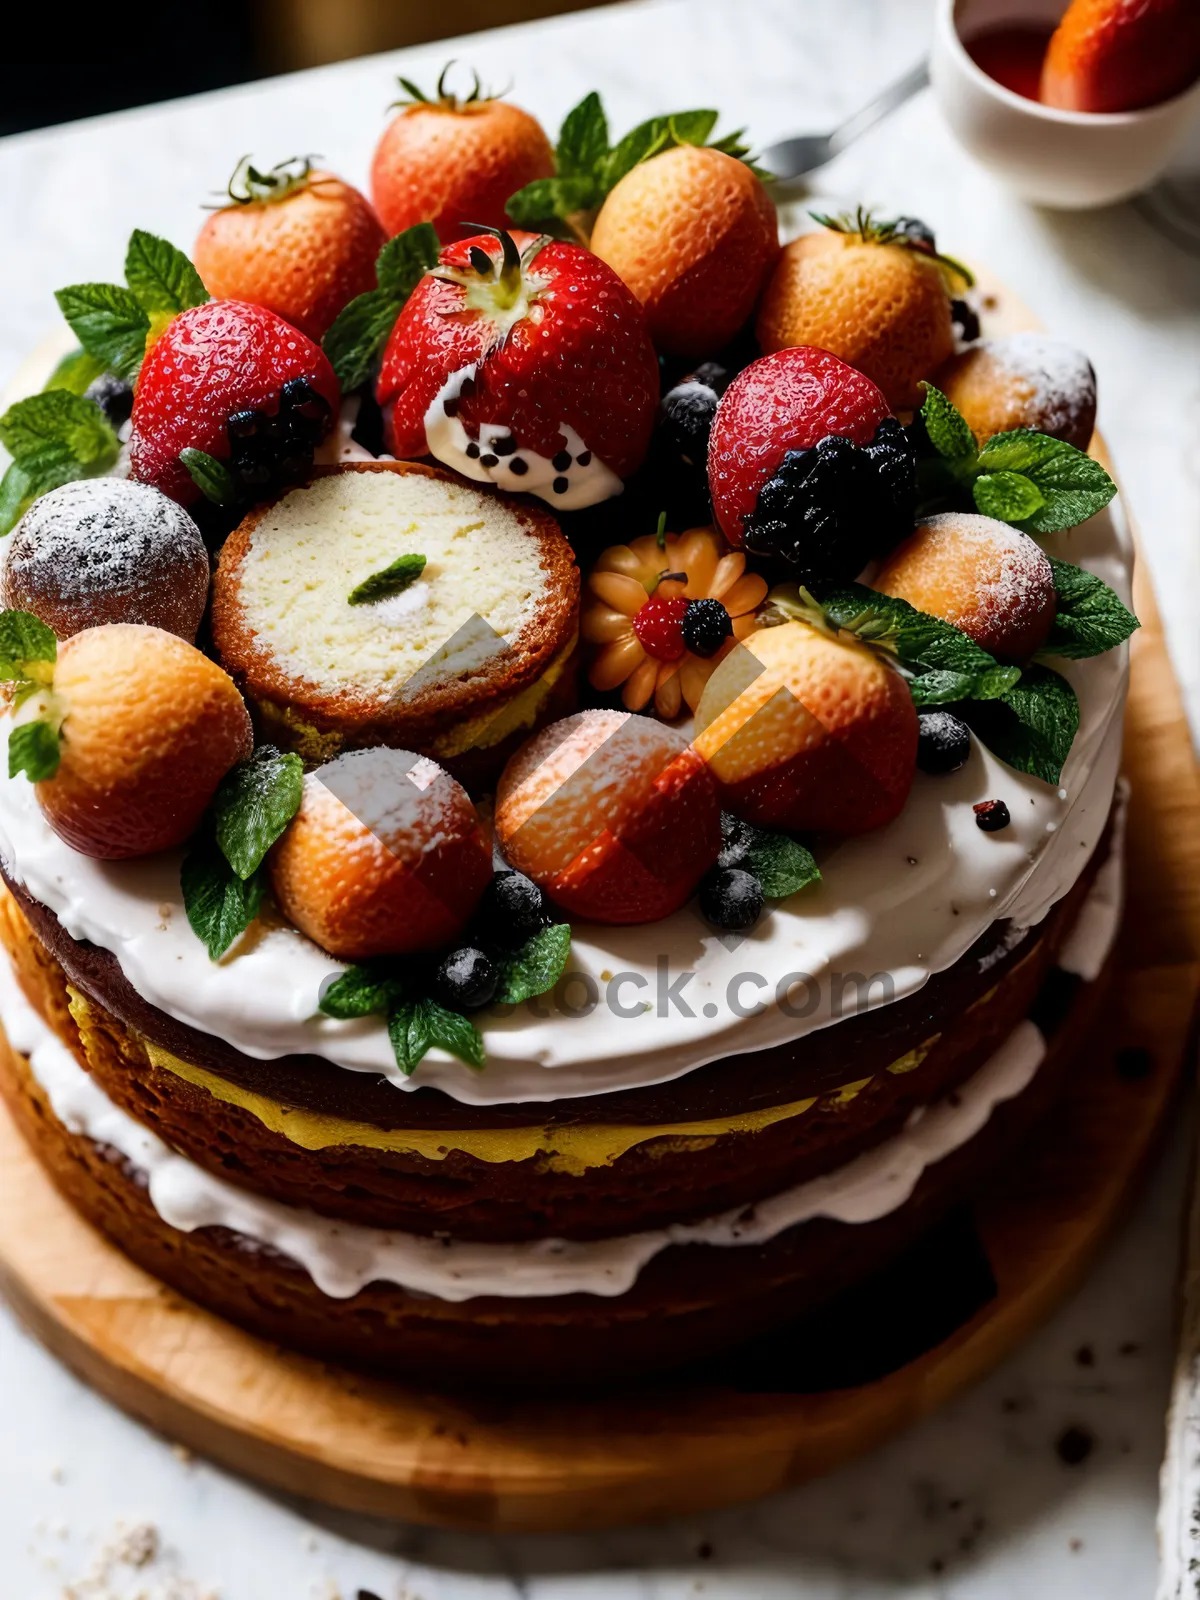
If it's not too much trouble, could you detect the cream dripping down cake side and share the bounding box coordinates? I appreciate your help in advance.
[0,80,1137,1386]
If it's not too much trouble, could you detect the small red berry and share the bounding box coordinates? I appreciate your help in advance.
[633,595,689,661]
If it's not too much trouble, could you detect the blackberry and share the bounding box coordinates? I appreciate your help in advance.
[699,866,764,931]
[894,216,937,253]
[951,298,981,343]
[916,710,971,775]
[477,870,549,947]
[434,946,497,1010]
[223,376,332,502]
[973,798,1011,833]
[682,597,732,658]
[716,811,755,870]
[743,418,916,587]
[84,373,134,430]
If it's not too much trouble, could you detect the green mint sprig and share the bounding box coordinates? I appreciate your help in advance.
[55,230,209,386]
[506,92,764,237]
[916,382,1116,534]
[348,552,426,606]
[318,918,572,1076]
[962,665,1080,787]
[181,745,303,960]
[1038,557,1139,660]
[179,447,239,507]
[0,610,62,781]
[322,223,441,392]
[0,390,120,536]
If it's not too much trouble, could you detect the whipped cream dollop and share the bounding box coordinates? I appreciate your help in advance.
[422,366,623,511]
[0,950,1045,1302]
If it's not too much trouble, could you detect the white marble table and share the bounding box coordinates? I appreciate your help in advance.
[1,0,1197,1594]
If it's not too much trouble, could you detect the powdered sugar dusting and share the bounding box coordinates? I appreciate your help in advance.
[985,332,1096,441]
[917,511,1052,638]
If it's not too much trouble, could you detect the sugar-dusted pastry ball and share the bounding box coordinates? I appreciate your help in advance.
[36,624,252,859]
[269,747,493,960]
[2,478,211,641]
[494,709,721,923]
[873,512,1057,664]
[933,333,1097,450]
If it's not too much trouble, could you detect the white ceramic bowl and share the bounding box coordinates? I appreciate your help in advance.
[931,0,1200,207]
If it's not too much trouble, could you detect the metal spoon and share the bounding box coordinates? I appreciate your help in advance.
[757,59,930,183]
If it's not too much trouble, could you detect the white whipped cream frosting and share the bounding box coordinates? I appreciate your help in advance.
[0,951,1045,1302]
[0,489,1131,1106]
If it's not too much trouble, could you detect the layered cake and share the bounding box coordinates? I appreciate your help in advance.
[0,77,1137,1389]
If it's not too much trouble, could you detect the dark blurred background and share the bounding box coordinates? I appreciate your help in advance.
[1,0,606,137]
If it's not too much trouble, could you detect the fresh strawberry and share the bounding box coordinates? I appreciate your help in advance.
[371,68,554,244]
[706,349,916,590]
[376,228,659,510]
[194,157,386,341]
[632,594,689,661]
[129,301,340,508]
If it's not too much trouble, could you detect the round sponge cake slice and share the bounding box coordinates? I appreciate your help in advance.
[211,462,579,768]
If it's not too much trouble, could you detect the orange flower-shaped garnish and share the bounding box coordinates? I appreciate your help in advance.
[582,525,767,719]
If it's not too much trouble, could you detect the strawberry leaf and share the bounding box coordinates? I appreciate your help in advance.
[54,282,150,383]
[124,229,210,315]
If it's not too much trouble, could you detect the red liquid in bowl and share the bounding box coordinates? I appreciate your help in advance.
[965,22,1055,101]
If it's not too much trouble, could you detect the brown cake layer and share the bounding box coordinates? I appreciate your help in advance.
[0,949,1106,1390]
[0,825,1107,1242]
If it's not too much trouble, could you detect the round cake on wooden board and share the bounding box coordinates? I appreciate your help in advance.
[0,76,1147,1403]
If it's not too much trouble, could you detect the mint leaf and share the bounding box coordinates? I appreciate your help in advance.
[920,382,976,462]
[419,997,485,1070]
[0,463,33,537]
[602,115,673,190]
[907,668,977,707]
[493,922,571,1005]
[973,470,1045,523]
[322,224,439,391]
[555,90,609,178]
[386,998,429,1075]
[7,719,60,782]
[348,552,426,606]
[54,282,149,383]
[42,346,106,396]
[0,390,119,501]
[966,665,1079,785]
[743,830,819,900]
[818,583,1008,690]
[213,745,304,880]
[506,175,597,228]
[374,222,440,301]
[667,109,719,146]
[1040,557,1139,659]
[181,838,267,960]
[124,229,209,315]
[319,963,403,1019]
[0,610,57,680]
[180,447,238,506]
[975,430,1116,534]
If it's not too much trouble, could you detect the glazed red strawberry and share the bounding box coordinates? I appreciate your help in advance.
[707,347,915,588]
[632,595,689,661]
[130,300,340,507]
[376,228,659,511]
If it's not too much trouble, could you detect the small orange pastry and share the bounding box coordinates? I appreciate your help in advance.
[269,747,492,960]
[756,214,959,412]
[582,525,767,719]
[32,624,252,860]
[589,146,779,358]
[494,710,721,924]
[694,619,917,835]
[370,70,554,243]
[195,159,386,342]
[1040,0,1200,113]
[873,513,1057,665]
[932,333,1097,450]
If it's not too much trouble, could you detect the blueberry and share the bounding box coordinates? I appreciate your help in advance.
[682,597,733,659]
[478,870,549,946]
[659,377,719,470]
[699,867,764,931]
[894,215,937,252]
[83,373,133,429]
[916,710,971,775]
[973,799,1011,833]
[227,408,262,440]
[717,812,755,869]
[434,947,497,1010]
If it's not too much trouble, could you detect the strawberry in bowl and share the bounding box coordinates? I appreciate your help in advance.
[376,227,659,511]
[129,300,340,509]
